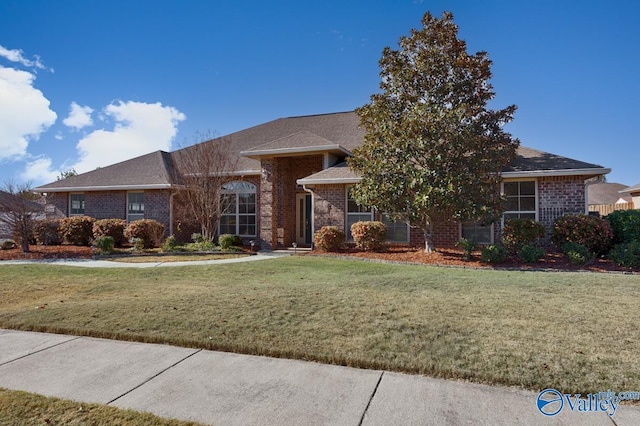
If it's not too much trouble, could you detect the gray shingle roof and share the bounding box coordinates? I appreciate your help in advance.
[35,151,174,192]
[34,111,609,192]
[587,182,630,205]
[622,183,640,194]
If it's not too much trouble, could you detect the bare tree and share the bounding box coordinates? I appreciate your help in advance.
[0,182,43,252]
[172,132,238,242]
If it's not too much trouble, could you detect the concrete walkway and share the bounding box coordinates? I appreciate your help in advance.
[0,251,290,268]
[1,330,639,425]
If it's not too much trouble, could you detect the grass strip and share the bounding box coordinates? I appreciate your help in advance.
[0,387,205,426]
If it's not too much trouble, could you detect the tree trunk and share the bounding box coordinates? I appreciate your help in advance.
[423,217,435,253]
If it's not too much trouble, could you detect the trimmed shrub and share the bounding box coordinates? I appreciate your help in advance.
[502,218,545,253]
[551,215,613,255]
[33,219,63,245]
[124,219,164,249]
[1,240,17,250]
[606,209,640,244]
[518,244,545,263]
[59,216,95,246]
[94,236,114,254]
[351,221,386,251]
[218,234,237,250]
[92,219,127,247]
[314,226,345,252]
[561,242,594,265]
[609,241,640,269]
[455,238,477,261]
[481,243,508,264]
[162,235,179,252]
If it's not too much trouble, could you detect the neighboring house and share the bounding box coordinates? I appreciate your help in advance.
[587,182,634,216]
[620,183,640,209]
[35,111,611,249]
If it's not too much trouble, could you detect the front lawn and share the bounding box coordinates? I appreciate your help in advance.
[1,257,638,395]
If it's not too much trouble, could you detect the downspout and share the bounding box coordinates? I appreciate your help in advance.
[169,190,177,236]
[302,184,315,249]
[584,175,605,214]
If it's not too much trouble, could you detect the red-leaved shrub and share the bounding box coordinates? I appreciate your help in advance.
[124,219,165,248]
[93,219,127,247]
[351,221,386,251]
[313,226,345,252]
[59,216,95,246]
[551,214,613,255]
[33,219,63,245]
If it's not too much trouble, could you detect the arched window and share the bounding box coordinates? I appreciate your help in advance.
[220,181,257,237]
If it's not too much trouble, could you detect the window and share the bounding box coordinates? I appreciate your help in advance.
[346,186,373,239]
[220,181,256,237]
[382,214,409,243]
[503,180,537,221]
[461,221,493,245]
[127,192,144,222]
[69,193,85,215]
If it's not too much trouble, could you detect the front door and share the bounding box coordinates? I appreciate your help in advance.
[295,193,312,246]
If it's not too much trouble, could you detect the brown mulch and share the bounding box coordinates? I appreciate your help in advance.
[1,244,637,274]
[0,245,93,261]
[311,247,640,274]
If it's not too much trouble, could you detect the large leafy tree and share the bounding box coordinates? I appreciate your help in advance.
[350,11,519,252]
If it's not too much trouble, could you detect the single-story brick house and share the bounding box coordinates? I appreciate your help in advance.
[35,111,611,249]
[620,183,640,209]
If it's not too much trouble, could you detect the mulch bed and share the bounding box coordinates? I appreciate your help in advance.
[310,247,640,274]
[0,245,93,261]
[1,244,637,274]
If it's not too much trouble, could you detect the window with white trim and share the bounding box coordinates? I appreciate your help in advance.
[503,180,537,221]
[69,193,85,216]
[220,181,256,237]
[346,186,373,239]
[127,192,144,222]
[382,214,409,243]
[461,221,493,245]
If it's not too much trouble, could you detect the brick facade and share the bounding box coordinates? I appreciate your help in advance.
[537,175,587,243]
[259,155,323,249]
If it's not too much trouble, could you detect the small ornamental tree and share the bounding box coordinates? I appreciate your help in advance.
[350,12,519,252]
[0,183,42,252]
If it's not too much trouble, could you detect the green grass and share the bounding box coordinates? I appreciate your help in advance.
[0,388,205,426]
[1,257,639,395]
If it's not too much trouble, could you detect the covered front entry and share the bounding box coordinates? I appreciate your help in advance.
[295,193,312,246]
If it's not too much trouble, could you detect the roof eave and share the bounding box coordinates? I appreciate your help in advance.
[296,177,362,186]
[240,145,352,159]
[34,184,174,193]
[501,168,611,179]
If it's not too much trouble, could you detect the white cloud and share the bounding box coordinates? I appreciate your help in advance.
[20,157,59,184]
[63,102,94,130]
[70,100,185,173]
[0,45,51,72]
[0,65,57,162]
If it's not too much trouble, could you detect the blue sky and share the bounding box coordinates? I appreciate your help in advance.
[1,0,638,187]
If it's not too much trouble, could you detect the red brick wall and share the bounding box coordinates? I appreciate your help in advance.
[537,176,587,243]
[313,184,346,230]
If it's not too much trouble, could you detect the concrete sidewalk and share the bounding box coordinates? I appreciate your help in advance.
[0,251,289,268]
[1,330,638,425]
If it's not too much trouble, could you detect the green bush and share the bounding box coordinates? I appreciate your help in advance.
[131,237,145,253]
[59,216,96,246]
[502,218,545,253]
[218,234,237,250]
[608,242,640,269]
[455,238,477,261]
[33,219,63,245]
[124,219,164,249]
[94,236,114,254]
[162,235,179,252]
[1,240,16,250]
[561,242,594,265]
[551,215,613,255]
[518,244,545,263]
[93,219,127,247]
[606,209,640,244]
[191,233,204,243]
[351,221,386,251]
[481,243,508,264]
[314,226,345,252]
